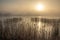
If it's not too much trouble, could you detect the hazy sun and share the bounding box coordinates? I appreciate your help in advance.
[35,3,44,11]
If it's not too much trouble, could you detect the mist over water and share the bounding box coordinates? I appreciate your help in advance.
[0,16,60,40]
[0,0,60,40]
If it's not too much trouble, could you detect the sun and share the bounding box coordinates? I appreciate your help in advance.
[35,4,44,11]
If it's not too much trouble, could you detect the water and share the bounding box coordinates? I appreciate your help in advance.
[0,16,60,40]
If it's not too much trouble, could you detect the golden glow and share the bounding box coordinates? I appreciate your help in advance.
[38,22,42,31]
[35,3,44,11]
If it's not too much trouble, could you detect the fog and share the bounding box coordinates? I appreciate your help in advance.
[0,16,60,40]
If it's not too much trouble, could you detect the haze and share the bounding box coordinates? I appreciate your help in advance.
[0,0,60,16]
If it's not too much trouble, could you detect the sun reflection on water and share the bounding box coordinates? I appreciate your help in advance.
[37,21,42,31]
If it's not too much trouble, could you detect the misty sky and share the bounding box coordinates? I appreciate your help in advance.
[0,0,60,15]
